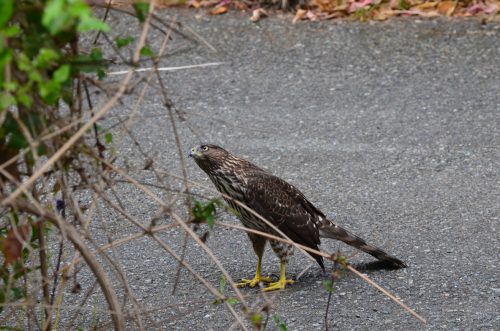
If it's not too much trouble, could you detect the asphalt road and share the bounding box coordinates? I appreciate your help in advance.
[70,9,499,330]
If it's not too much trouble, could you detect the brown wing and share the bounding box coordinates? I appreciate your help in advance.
[246,173,325,269]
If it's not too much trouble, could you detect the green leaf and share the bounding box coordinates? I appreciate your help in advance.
[67,0,89,17]
[398,0,411,10]
[133,2,150,23]
[1,24,20,37]
[192,198,221,228]
[273,315,288,331]
[226,297,239,305]
[322,279,334,293]
[42,0,71,35]
[0,48,12,72]
[115,36,134,49]
[53,64,70,83]
[10,287,24,300]
[0,0,14,28]
[35,48,60,68]
[140,46,154,58]
[104,132,112,144]
[28,70,42,83]
[90,48,103,61]
[251,313,262,327]
[16,87,32,108]
[97,69,106,80]
[39,80,60,105]
[16,53,32,72]
[0,92,16,110]
[78,16,110,33]
[218,275,226,294]
[6,131,28,149]
[206,214,215,228]
[3,82,16,92]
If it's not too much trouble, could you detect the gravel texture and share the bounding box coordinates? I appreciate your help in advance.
[60,9,500,330]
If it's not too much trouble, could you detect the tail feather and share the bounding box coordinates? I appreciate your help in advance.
[319,219,407,268]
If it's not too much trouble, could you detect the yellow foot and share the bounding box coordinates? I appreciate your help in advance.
[263,278,294,292]
[236,276,273,288]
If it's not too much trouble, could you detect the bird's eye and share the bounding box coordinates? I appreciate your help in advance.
[202,146,209,151]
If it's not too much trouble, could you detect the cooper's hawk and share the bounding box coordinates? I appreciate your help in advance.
[190,144,406,291]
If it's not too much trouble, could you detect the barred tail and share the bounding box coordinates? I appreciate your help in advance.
[319,219,407,268]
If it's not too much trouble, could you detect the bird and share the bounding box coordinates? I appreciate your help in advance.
[189,144,406,291]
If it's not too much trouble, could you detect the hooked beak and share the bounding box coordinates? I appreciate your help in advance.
[189,146,202,158]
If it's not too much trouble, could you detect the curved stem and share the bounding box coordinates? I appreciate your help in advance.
[8,200,125,330]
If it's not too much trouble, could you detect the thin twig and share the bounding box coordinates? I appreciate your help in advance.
[1,0,154,207]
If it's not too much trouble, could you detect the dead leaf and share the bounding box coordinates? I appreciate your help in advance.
[210,6,227,15]
[313,0,342,13]
[437,1,456,16]
[373,8,389,20]
[467,3,499,15]
[306,10,319,20]
[250,8,268,22]
[350,0,373,12]
[293,9,307,23]
[1,225,31,266]
[375,3,394,20]
[413,1,438,10]
[388,0,399,9]
[189,0,202,8]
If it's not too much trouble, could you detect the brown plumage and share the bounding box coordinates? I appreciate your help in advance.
[189,144,406,291]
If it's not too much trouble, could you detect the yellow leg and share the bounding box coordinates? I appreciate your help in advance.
[263,261,294,292]
[237,256,272,288]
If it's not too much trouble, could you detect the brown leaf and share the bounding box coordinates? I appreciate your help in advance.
[210,6,228,15]
[375,3,394,20]
[293,9,307,23]
[189,0,202,9]
[250,8,268,22]
[1,225,31,266]
[306,10,319,21]
[437,1,456,16]
[413,1,438,10]
[313,0,338,13]
[373,8,389,20]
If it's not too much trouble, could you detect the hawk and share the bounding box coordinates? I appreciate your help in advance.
[189,144,406,291]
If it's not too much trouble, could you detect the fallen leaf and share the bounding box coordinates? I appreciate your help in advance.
[388,0,399,9]
[484,3,499,14]
[1,225,31,266]
[306,10,319,20]
[210,6,227,15]
[391,9,440,17]
[188,0,202,8]
[350,0,373,11]
[467,3,499,15]
[293,9,307,23]
[375,3,394,19]
[413,1,438,10]
[311,0,337,13]
[250,8,268,22]
[437,1,456,16]
[373,8,389,20]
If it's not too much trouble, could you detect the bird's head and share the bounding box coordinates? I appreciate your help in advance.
[189,144,230,172]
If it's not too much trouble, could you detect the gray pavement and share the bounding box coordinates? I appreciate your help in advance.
[76,9,499,330]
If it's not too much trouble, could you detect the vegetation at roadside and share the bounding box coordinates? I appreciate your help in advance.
[96,0,500,22]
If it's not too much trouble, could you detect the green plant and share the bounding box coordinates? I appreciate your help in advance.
[192,198,223,228]
[0,0,118,328]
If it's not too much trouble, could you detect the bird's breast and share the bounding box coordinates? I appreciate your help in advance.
[209,171,246,201]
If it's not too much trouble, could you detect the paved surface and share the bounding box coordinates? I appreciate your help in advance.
[72,9,499,330]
